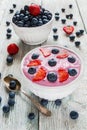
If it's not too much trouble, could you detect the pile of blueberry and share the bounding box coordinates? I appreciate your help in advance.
[2,91,15,113]
[12,4,52,27]
[6,4,16,39]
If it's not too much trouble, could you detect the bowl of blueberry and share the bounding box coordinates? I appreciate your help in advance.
[12,4,53,45]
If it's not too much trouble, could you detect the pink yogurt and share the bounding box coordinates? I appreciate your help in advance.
[22,46,81,87]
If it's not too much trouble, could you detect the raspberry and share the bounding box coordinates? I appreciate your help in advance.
[7,43,19,55]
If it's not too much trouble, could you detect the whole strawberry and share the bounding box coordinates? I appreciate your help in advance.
[28,4,40,16]
[7,43,19,55]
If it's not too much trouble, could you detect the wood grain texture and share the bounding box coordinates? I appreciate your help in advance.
[75,0,87,33]
[0,0,87,130]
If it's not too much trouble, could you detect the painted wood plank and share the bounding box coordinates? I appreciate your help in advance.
[0,0,39,130]
[75,0,87,33]
[39,0,87,130]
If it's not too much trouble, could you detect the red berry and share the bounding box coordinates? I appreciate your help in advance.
[56,50,69,59]
[58,68,69,82]
[33,67,46,81]
[27,59,41,67]
[7,43,19,55]
[29,4,40,16]
[40,48,51,57]
[63,26,74,35]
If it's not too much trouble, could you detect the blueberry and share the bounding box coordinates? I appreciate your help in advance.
[24,16,29,21]
[43,19,49,24]
[9,80,16,90]
[68,56,76,63]
[20,9,25,14]
[40,99,48,106]
[42,15,48,19]
[8,99,15,106]
[31,53,39,59]
[9,91,15,98]
[76,31,81,37]
[20,13,25,20]
[47,72,57,82]
[75,41,80,47]
[80,29,84,35]
[47,14,52,20]
[24,5,29,11]
[70,111,79,119]
[12,16,17,23]
[15,11,20,15]
[55,15,60,21]
[0,73,1,79]
[66,14,70,19]
[28,112,35,120]
[24,21,30,27]
[31,18,38,26]
[7,28,12,33]
[17,21,24,27]
[13,4,16,8]
[37,20,43,26]
[73,21,77,26]
[6,34,12,39]
[61,19,66,24]
[28,67,36,74]
[6,21,10,26]
[2,105,10,113]
[69,35,75,41]
[55,99,62,106]
[53,28,58,33]
[69,14,73,19]
[48,59,57,67]
[61,8,65,12]
[55,12,59,15]
[16,14,20,21]
[25,11,30,16]
[69,4,73,8]
[0,97,2,103]
[44,10,50,16]
[9,9,14,14]
[68,68,77,76]
[6,55,13,64]
[51,48,59,54]
[53,35,58,40]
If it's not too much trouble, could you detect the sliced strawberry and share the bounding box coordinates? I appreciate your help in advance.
[29,4,40,16]
[27,60,41,67]
[56,50,69,59]
[33,67,46,81]
[58,68,69,82]
[40,48,51,57]
[63,26,74,35]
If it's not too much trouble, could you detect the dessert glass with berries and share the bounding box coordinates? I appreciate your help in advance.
[12,4,53,45]
[21,45,83,101]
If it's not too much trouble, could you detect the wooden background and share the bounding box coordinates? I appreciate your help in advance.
[0,0,87,130]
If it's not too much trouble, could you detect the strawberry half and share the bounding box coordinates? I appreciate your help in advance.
[40,48,51,57]
[27,60,41,67]
[56,50,69,59]
[58,68,69,82]
[33,67,46,81]
[7,43,19,55]
[63,26,74,35]
[29,4,40,16]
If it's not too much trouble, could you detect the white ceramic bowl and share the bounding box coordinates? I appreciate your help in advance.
[12,14,53,45]
[21,45,83,101]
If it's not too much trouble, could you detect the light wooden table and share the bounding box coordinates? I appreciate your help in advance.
[0,0,87,130]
